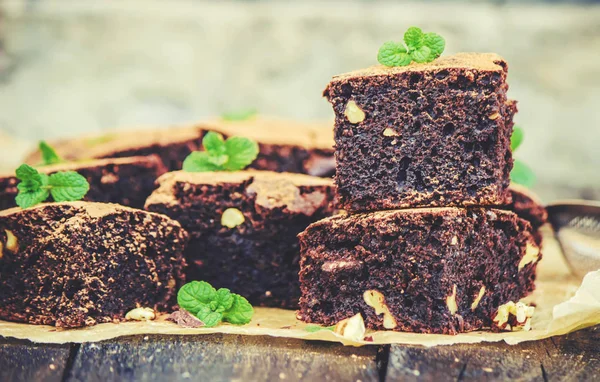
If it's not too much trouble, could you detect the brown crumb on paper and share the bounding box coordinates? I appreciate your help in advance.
[166,310,204,328]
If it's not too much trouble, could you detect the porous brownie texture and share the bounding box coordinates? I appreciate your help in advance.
[324,53,516,211]
[145,171,335,309]
[0,155,166,211]
[0,202,187,328]
[24,118,336,176]
[298,207,540,334]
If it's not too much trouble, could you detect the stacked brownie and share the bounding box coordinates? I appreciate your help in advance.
[298,53,542,334]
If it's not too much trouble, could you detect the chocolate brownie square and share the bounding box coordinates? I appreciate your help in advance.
[324,53,516,211]
[145,170,335,308]
[298,207,540,334]
[0,202,187,328]
[0,155,166,211]
[24,118,336,176]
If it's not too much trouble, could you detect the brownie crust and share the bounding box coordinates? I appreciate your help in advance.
[24,118,336,176]
[0,202,188,328]
[0,155,166,211]
[145,170,335,308]
[324,53,515,211]
[298,207,540,334]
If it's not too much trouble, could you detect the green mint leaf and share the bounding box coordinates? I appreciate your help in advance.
[223,137,259,171]
[39,141,63,165]
[16,163,41,181]
[411,45,432,63]
[404,27,424,51]
[48,171,90,202]
[196,305,223,328]
[305,325,335,333]
[511,126,524,152]
[208,154,229,167]
[177,281,217,315]
[511,160,536,188]
[222,294,254,325]
[203,132,227,156]
[423,33,445,59]
[221,108,257,122]
[377,41,412,67]
[182,151,222,172]
[15,164,50,208]
[214,288,234,313]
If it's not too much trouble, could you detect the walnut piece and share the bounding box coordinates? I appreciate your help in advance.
[221,208,245,228]
[493,301,535,331]
[518,242,540,270]
[344,100,365,124]
[125,307,156,321]
[470,286,486,311]
[383,128,399,137]
[446,285,458,315]
[334,313,366,342]
[363,290,398,329]
[5,230,18,253]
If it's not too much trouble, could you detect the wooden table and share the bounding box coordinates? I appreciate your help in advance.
[1,325,598,381]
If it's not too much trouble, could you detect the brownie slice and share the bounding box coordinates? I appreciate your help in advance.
[0,202,187,328]
[298,207,540,334]
[24,118,335,176]
[0,155,166,211]
[145,170,335,308]
[506,184,548,245]
[324,53,516,211]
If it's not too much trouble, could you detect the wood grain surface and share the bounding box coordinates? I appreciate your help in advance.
[1,326,598,382]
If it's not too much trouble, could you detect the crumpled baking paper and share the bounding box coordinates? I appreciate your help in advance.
[1,230,598,347]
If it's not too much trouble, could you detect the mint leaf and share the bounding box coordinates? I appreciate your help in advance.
[196,305,223,328]
[203,132,227,156]
[177,281,217,315]
[39,141,63,165]
[377,41,412,67]
[423,33,445,59]
[411,45,432,63]
[511,126,524,151]
[48,171,90,202]
[15,164,49,208]
[221,108,257,122]
[182,151,222,172]
[305,325,335,333]
[223,294,254,325]
[404,27,424,51]
[223,137,259,171]
[213,288,234,313]
[183,134,259,173]
[511,160,536,188]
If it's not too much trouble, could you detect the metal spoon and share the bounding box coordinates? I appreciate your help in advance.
[546,200,600,279]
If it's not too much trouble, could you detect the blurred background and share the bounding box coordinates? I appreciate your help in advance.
[0,0,598,202]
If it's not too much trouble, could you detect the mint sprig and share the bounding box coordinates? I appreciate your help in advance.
[14,164,90,208]
[182,132,259,172]
[377,27,446,67]
[510,126,536,188]
[177,281,254,327]
[39,141,63,165]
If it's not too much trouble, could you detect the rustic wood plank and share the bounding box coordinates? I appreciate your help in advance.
[386,326,600,382]
[0,336,74,382]
[66,334,382,382]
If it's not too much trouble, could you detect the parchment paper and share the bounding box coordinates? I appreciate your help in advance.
[1,230,599,347]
